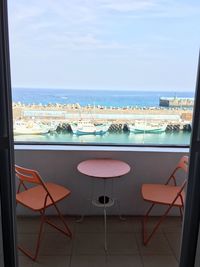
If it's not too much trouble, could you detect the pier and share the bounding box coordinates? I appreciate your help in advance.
[159,97,194,108]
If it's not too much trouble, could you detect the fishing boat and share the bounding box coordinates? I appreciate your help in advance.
[129,122,166,133]
[71,121,110,135]
[45,121,59,132]
[14,120,49,135]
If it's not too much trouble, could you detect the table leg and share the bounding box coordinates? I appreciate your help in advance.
[104,207,108,253]
[103,179,108,252]
[76,178,95,223]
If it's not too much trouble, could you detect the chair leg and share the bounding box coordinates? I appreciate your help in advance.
[142,203,174,246]
[18,209,46,261]
[45,203,72,238]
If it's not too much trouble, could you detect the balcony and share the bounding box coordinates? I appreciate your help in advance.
[17,216,181,267]
[15,145,187,266]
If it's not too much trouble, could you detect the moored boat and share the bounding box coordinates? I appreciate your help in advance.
[71,121,110,135]
[14,120,49,135]
[129,122,166,133]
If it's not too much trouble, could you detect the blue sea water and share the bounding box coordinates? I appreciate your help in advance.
[12,88,194,107]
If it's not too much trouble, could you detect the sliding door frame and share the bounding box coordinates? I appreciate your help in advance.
[1,0,200,266]
[0,0,18,266]
[180,53,200,267]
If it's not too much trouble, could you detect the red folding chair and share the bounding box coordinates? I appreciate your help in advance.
[15,165,72,261]
[141,156,188,245]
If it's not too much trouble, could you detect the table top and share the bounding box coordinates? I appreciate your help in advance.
[77,159,131,179]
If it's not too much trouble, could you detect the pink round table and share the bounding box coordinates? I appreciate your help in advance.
[77,158,131,251]
[77,159,131,179]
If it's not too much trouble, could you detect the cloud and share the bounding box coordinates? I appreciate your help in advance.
[9,0,200,33]
[8,0,199,89]
[8,1,200,52]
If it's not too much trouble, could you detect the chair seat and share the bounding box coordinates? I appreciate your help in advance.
[16,182,71,211]
[141,184,185,207]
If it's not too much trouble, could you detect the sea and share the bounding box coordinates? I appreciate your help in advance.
[12,88,194,145]
[12,88,194,108]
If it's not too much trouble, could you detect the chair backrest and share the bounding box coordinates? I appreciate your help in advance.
[15,164,57,206]
[15,165,42,185]
[176,156,189,174]
[168,156,189,186]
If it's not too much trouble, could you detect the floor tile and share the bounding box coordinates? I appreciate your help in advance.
[17,217,42,234]
[161,217,182,234]
[108,233,139,254]
[142,255,179,267]
[107,216,137,233]
[105,255,143,267]
[136,233,173,255]
[18,234,39,257]
[138,216,163,234]
[70,255,106,267]
[33,256,70,267]
[17,215,183,266]
[75,216,104,233]
[164,232,181,260]
[73,233,105,255]
[44,216,75,234]
[40,232,72,255]
[18,256,34,267]
[17,216,75,235]
[128,216,164,234]
[18,232,72,257]
[129,217,144,233]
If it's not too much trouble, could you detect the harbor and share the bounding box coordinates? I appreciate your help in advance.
[13,102,193,138]
[12,89,194,145]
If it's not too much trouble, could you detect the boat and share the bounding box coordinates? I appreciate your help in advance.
[129,122,166,133]
[71,121,110,135]
[14,120,49,135]
[44,121,58,132]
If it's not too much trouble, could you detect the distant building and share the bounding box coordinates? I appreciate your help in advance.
[159,97,194,108]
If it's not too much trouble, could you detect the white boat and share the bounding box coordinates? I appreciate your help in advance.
[44,121,58,132]
[14,120,49,135]
[129,122,166,133]
[71,121,110,135]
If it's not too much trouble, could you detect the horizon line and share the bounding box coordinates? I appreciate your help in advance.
[12,87,195,93]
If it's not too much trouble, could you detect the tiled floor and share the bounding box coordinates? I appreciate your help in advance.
[17,216,182,267]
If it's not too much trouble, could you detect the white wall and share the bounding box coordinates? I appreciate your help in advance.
[15,146,189,216]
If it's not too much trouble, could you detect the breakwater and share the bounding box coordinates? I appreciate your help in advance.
[13,103,193,135]
[13,102,193,120]
[56,122,192,133]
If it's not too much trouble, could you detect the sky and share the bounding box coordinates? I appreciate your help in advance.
[8,0,200,91]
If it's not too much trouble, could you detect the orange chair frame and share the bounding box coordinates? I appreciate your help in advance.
[15,165,72,261]
[142,156,188,245]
